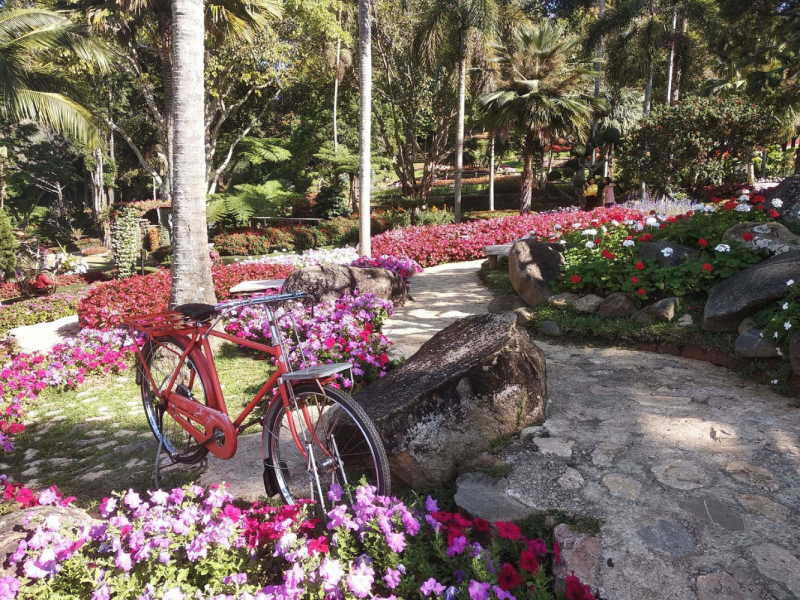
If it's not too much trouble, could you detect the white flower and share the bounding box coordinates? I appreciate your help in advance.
[611,220,620,227]
[738,193,750,202]
[772,198,783,208]
[623,240,635,248]
[582,228,598,236]
[735,203,751,212]
[585,241,596,249]
[553,224,562,230]
[784,321,792,330]
[777,348,784,356]
[634,223,644,231]
[771,379,779,385]
[661,247,674,257]
[714,244,731,252]
[783,302,789,310]
[645,217,658,226]
[787,279,795,286]
[774,331,779,338]
[560,239,567,245]
[572,222,582,229]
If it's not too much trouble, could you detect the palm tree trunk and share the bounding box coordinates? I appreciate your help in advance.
[590,0,605,167]
[644,58,654,115]
[665,8,677,105]
[158,40,175,200]
[169,0,216,307]
[453,32,467,223]
[333,5,342,152]
[489,135,495,211]
[358,0,372,257]
[520,133,535,214]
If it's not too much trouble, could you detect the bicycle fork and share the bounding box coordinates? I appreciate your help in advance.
[305,432,350,512]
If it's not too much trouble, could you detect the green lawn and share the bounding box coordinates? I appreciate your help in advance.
[2,344,277,505]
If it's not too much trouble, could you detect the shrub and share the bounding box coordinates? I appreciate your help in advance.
[415,206,455,226]
[0,290,86,335]
[546,170,563,181]
[213,227,297,256]
[312,185,351,219]
[0,209,17,277]
[110,206,142,278]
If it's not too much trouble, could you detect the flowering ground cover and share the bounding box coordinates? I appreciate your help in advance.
[370,207,645,267]
[0,481,595,600]
[0,291,88,336]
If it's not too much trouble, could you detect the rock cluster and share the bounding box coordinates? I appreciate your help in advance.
[283,264,408,306]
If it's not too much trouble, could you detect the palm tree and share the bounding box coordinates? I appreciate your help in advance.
[482,22,598,213]
[169,0,216,306]
[417,0,499,223]
[358,0,372,257]
[0,7,110,144]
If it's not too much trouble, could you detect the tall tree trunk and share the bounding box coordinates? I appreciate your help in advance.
[170,0,216,307]
[644,58,654,115]
[590,0,605,168]
[358,0,372,257]
[672,17,687,104]
[453,32,467,223]
[520,133,535,214]
[665,8,677,104]
[488,135,495,211]
[761,147,768,180]
[333,5,342,152]
[159,39,175,200]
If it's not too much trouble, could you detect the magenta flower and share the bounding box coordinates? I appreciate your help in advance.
[115,551,132,573]
[420,578,446,597]
[327,483,344,502]
[385,531,406,553]
[468,580,491,600]
[384,567,402,589]
[446,535,467,557]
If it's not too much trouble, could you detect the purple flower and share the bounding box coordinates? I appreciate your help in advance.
[385,532,406,553]
[115,551,132,573]
[346,560,374,598]
[454,570,464,584]
[327,483,344,502]
[92,585,111,600]
[424,496,439,512]
[493,586,516,600]
[224,573,247,586]
[468,581,491,600]
[162,589,184,600]
[37,488,59,506]
[384,567,402,589]
[0,576,21,600]
[319,558,344,589]
[445,587,459,600]
[123,490,142,509]
[420,578,446,597]
[447,536,467,557]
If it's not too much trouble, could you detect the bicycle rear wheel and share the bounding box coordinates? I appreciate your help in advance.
[263,383,390,505]
[140,336,211,464]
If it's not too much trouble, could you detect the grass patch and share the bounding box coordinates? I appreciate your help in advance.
[478,259,516,297]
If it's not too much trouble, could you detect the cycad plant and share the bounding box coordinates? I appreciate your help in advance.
[482,22,599,213]
[0,6,111,144]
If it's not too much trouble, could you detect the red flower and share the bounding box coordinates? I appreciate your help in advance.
[637,288,647,296]
[638,233,653,242]
[571,274,582,284]
[697,239,708,247]
[634,261,645,271]
[496,521,522,540]
[497,563,523,591]
[752,194,765,203]
[565,574,595,600]
[702,263,713,272]
[472,517,490,533]
[520,550,539,574]
[379,353,390,366]
[631,276,638,283]
[740,232,753,242]
[308,536,329,554]
[600,249,617,260]
[594,238,602,245]
[769,209,780,218]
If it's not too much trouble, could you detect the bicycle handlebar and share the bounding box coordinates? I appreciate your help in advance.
[214,291,310,314]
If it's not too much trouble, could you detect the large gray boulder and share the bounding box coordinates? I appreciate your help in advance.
[765,175,800,223]
[722,222,800,255]
[639,240,698,267]
[735,329,780,358]
[356,313,547,489]
[703,251,800,331]
[508,239,565,306]
[282,264,407,306]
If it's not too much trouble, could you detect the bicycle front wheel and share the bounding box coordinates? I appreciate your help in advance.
[264,383,390,505]
[140,336,212,464]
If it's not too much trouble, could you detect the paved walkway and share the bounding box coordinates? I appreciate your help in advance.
[382,260,493,359]
[9,315,80,354]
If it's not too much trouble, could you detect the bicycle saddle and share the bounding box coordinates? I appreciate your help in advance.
[174,303,217,322]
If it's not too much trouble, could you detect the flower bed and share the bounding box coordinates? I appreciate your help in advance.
[78,263,297,330]
[0,328,136,452]
[559,194,782,300]
[371,207,645,267]
[1,481,595,600]
[0,272,111,302]
[224,292,396,388]
[0,291,87,335]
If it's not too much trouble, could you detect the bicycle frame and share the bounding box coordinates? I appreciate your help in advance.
[128,304,334,463]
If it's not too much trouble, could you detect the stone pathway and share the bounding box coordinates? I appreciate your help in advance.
[465,342,800,600]
[9,314,80,354]
[383,259,493,359]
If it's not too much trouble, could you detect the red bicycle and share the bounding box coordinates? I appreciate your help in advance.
[124,292,390,506]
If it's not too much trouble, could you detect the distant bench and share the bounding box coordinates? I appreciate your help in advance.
[249,217,321,227]
[229,279,285,296]
[483,244,514,269]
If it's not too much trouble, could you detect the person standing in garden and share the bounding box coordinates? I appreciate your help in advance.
[602,176,617,207]
[583,176,599,210]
